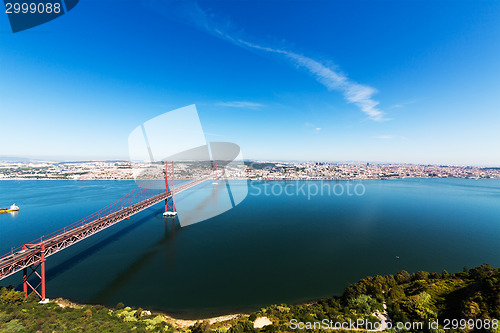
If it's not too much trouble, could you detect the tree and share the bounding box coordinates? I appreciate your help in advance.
[83,309,92,318]
[388,286,405,301]
[229,321,255,333]
[0,289,24,305]
[3,319,25,332]
[348,295,377,314]
[25,292,40,303]
[412,271,429,281]
[461,300,481,319]
[469,264,494,279]
[135,307,143,319]
[191,320,211,333]
[396,270,411,284]
[385,275,397,288]
[401,292,437,320]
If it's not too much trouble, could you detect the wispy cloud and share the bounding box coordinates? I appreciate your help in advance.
[305,122,322,132]
[217,101,264,109]
[171,1,387,121]
[238,40,385,121]
[391,99,418,109]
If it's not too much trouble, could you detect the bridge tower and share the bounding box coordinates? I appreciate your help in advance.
[212,160,218,184]
[22,243,47,302]
[163,161,177,217]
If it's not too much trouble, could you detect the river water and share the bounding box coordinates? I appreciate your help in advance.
[0,179,499,318]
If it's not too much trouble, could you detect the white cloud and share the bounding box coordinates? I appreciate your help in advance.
[173,2,387,121]
[391,99,418,109]
[237,41,385,121]
[305,123,322,132]
[217,101,264,109]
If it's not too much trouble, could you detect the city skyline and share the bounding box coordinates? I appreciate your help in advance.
[1,0,499,165]
[2,160,499,180]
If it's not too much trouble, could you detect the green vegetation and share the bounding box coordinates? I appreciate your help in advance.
[0,289,172,332]
[221,264,500,333]
[1,264,498,332]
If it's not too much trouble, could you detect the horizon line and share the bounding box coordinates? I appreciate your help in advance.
[0,156,498,168]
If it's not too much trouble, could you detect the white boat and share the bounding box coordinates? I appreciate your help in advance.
[163,211,177,217]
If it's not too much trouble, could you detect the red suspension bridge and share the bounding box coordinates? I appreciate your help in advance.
[0,161,219,301]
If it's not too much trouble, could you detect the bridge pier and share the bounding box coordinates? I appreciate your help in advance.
[22,243,46,301]
[163,161,177,217]
[213,160,218,184]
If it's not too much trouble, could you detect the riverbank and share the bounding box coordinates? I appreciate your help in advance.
[1,264,498,332]
[54,298,244,329]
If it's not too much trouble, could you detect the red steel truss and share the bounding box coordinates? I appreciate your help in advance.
[0,167,214,300]
[164,161,176,214]
[22,244,46,300]
[212,161,218,184]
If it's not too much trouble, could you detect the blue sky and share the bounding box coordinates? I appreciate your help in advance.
[0,0,499,165]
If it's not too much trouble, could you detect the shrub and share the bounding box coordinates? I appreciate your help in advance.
[3,319,25,332]
[83,309,92,318]
[191,320,211,333]
[0,290,24,305]
[25,292,39,304]
[395,270,411,284]
[412,271,429,281]
[229,321,255,333]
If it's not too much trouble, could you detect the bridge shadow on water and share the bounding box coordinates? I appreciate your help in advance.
[89,217,180,304]
[90,183,222,304]
[16,209,160,291]
[21,184,207,292]
[17,182,217,302]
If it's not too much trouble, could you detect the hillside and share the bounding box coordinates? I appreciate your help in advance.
[0,264,498,332]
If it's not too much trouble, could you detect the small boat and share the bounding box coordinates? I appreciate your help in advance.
[0,204,19,213]
[163,211,177,217]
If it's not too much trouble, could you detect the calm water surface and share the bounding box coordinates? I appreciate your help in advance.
[0,179,499,318]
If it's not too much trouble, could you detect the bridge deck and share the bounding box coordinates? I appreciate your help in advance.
[0,176,211,281]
